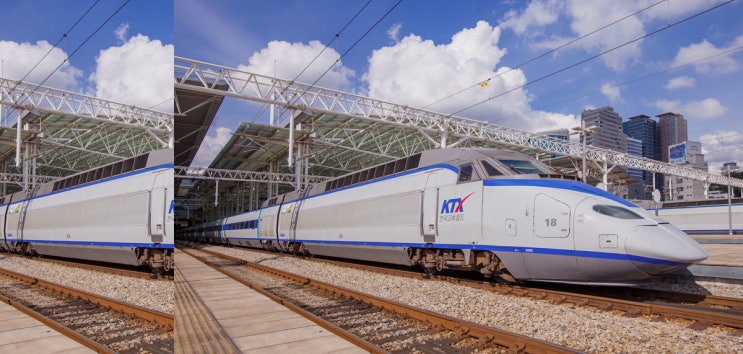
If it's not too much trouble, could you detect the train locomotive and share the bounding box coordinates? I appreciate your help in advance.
[0,148,174,273]
[179,148,707,285]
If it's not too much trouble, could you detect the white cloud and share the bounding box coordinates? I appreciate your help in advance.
[89,34,174,111]
[600,83,622,103]
[115,23,129,44]
[192,126,232,167]
[665,76,695,89]
[699,130,743,173]
[564,1,645,71]
[500,0,562,35]
[671,37,741,75]
[362,20,579,133]
[654,98,727,120]
[501,1,713,72]
[237,40,355,90]
[0,40,82,90]
[387,23,402,43]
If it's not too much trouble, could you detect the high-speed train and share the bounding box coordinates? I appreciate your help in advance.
[179,148,707,285]
[0,148,174,273]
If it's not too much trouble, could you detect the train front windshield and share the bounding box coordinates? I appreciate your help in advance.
[498,159,552,175]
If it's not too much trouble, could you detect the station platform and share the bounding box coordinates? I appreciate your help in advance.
[682,235,743,280]
[175,248,368,354]
[0,301,94,353]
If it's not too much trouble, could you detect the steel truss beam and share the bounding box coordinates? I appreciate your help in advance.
[0,172,56,187]
[1,77,172,132]
[175,166,330,185]
[0,78,175,186]
[174,57,743,188]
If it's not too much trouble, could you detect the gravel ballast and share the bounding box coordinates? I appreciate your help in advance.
[205,245,743,353]
[0,255,174,314]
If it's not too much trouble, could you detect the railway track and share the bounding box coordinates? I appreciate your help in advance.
[191,243,743,333]
[179,245,576,354]
[0,266,174,353]
[317,253,743,332]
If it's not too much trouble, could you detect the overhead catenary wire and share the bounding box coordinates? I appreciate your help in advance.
[272,0,403,124]
[8,0,100,91]
[451,0,735,116]
[12,0,132,110]
[533,44,743,111]
[422,0,668,110]
[249,1,374,124]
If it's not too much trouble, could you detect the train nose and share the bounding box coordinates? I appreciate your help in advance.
[625,224,707,276]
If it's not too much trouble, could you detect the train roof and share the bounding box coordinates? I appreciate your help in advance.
[3,148,173,204]
[262,148,557,208]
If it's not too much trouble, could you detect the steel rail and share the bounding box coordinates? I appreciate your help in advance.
[179,247,387,354]
[189,243,743,331]
[183,245,577,353]
[303,251,743,330]
[0,267,174,328]
[0,292,115,353]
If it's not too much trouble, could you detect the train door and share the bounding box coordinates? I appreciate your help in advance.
[421,172,439,243]
[522,193,580,280]
[149,172,167,243]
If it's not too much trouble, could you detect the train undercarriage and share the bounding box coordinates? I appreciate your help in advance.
[137,248,174,274]
[243,238,516,283]
[409,248,516,282]
[0,242,173,275]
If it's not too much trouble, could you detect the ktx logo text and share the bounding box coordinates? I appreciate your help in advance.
[439,192,475,222]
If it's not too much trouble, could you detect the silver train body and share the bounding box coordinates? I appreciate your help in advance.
[655,202,742,235]
[179,148,707,285]
[0,149,174,272]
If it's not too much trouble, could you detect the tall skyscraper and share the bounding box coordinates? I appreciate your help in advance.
[581,106,627,152]
[625,137,644,199]
[623,115,659,199]
[657,112,687,162]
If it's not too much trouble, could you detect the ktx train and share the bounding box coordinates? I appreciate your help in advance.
[179,148,707,285]
[0,149,174,273]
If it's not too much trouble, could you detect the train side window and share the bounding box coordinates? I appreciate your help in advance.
[374,165,384,179]
[406,154,421,170]
[481,160,503,177]
[384,162,395,176]
[351,173,360,185]
[394,159,406,173]
[112,161,123,176]
[122,158,134,173]
[458,164,474,182]
[133,155,148,170]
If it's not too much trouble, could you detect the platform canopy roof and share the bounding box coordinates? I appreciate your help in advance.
[0,77,173,195]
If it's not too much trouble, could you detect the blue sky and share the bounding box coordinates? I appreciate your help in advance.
[176,0,743,173]
[0,1,173,111]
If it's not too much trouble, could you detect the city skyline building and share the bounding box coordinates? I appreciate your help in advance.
[626,137,645,199]
[623,114,660,199]
[657,112,688,163]
[581,106,628,153]
[665,141,708,201]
